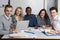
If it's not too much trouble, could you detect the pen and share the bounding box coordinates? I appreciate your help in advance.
[24,31,35,34]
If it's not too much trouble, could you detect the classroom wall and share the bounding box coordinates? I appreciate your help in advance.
[0,0,8,16]
[0,0,58,16]
[58,0,60,16]
[10,0,44,15]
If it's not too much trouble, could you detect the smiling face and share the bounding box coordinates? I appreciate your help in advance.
[4,7,13,17]
[26,7,32,16]
[26,8,31,15]
[16,8,22,16]
[50,10,57,18]
[40,11,45,18]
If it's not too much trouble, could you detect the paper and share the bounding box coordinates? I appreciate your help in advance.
[9,30,38,38]
[16,21,29,30]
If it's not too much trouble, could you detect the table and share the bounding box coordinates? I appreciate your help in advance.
[1,27,60,40]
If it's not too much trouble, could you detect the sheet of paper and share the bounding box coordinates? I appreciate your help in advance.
[9,30,38,38]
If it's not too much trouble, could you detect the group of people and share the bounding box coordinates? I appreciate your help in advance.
[0,4,60,38]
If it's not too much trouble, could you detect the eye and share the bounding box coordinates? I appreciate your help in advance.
[10,10,12,12]
[6,10,9,12]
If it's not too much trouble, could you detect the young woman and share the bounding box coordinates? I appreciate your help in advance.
[14,7,23,21]
[11,7,23,26]
[10,7,23,33]
[37,9,51,29]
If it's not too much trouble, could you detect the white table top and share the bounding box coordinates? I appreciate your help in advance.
[2,27,60,39]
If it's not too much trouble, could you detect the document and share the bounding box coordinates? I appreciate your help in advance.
[9,30,38,38]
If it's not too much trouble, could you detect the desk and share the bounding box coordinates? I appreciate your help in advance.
[1,27,60,40]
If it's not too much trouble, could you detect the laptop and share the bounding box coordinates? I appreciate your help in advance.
[16,20,29,30]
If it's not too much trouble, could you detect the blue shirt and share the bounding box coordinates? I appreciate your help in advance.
[24,14,37,27]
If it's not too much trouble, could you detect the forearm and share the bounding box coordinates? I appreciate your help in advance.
[0,30,9,35]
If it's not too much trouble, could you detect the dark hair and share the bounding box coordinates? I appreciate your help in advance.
[38,9,50,20]
[5,5,12,10]
[26,7,32,12]
[49,7,58,12]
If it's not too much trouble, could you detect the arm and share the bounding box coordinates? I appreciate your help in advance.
[46,19,51,26]
[0,20,9,35]
[33,15,37,27]
[11,15,17,26]
[37,16,42,27]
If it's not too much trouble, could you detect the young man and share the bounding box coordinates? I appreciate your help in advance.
[24,7,37,27]
[0,5,15,38]
[50,7,60,32]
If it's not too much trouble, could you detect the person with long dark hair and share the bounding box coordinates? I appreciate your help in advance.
[37,9,51,29]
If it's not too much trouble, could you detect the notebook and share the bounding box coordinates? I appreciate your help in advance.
[16,20,29,30]
[42,31,60,36]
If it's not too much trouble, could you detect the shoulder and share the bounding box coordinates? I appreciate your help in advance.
[0,15,4,21]
[11,15,14,17]
[31,14,36,18]
[0,15,4,18]
[11,15,15,19]
[37,15,41,19]
[31,14,35,16]
[23,15,27,20]
[57,16,60,20]
[24,15,26,17]
[23,15,27,18]
[37,15,41,20]
[37,15,40,18]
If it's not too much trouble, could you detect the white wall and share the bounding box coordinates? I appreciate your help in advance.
[58,0,60,16]
[0,0,57,16]
[0,0,8,16]
[0,8,4,15]
[11,0,44,15]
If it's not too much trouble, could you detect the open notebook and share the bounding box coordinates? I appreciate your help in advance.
[42,31,60,36]
[16,20,29,30]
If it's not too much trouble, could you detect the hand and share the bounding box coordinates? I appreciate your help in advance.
[55,30,60,34]
[10,25,16,33]
[49,30,56,34]
[34,26,38,29]
[13,29,19,33]
[44,29,56,34]
[46,26,53,30]
[42,25,46,29]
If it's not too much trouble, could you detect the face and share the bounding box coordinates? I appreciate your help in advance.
[16,8,22,16]
[40,11,45,18]
[26,8,31,15]
[50,10,57,18]
[4,7,12,17]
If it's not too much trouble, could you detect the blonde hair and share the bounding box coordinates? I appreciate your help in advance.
[14,7,23,21]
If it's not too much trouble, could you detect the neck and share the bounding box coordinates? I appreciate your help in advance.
[52,15,57,19]
[16,15,19,17]
[5,14,10,17]
[41,17,44,19]
[27,14,31,16]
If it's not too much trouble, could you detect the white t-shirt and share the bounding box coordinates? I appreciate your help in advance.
[51,15,60,30]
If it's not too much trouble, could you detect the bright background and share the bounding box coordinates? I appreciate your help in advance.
[0,0,59,18]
